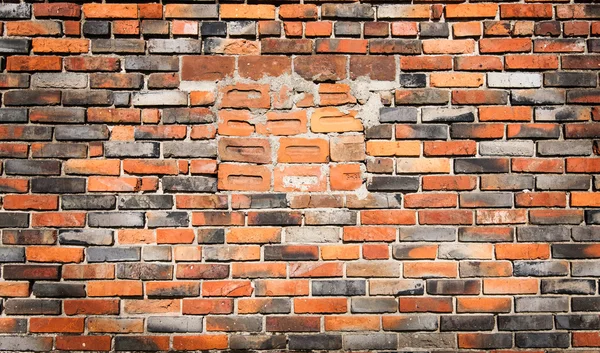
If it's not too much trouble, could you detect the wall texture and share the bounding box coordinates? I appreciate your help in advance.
[0,0,600,351]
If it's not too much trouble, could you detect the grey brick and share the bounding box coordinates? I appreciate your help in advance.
[31,143,86,159]
[427,279,480,295]
[573,226,600,241]
[511,89,565,105]
[535,106,590,121]
[455,158,509,173]
[0,213,28,228]
[480,141,534,156]
[397,333,456,349]
[132,91,188,106]
[119,195,173,210]
[439,244,493,260]
[459,261,511,277]
[545,72,597,87]
[572,297,600,312]
[165,4,218,19]
[83,21,110,37]
[285,227,339,243]
[88,212,145,228]
[32,73,87,89]
[399,227,455,241]
[163,141,217,158]
[147,212,189,228]
[400,74,427,88]
[148,39,201,53]
[517,226,570,242]
[143,246,172,262]
[91,39,145,54]
[162,176,217,193]
[236,194,287,209]
[227,21,255,36]
[201,22,227,36]
[367,176,419,191]
[536,175,590,190]
[393,244,433,260]
[312,280,366,296]
[0,337,52,352]
[4,90,61,106]
[397,124,448,140]
[195,231,234,252]
[114,337,168,351]
[104,142,160,158]
[499,315,553,331]
[125,56,179,72]
[395,89,448,105]
[556,314,600,330]
[572,261,600,276]
[0,3,31,19]
[322,3,374,18]
[55,125,110,140]
[379,107,418,123]
[422,107,475,123]
[31,177,86,194]
[230,335,287,350]
[147,316,203,333]
[59,229,114,246]
[351,297,397,313]
[586,210,600,224]
[5,160,60,175]
[62,195,115,210]
[487,73,542,88]
[334,21,361,37]
[90,73,143,90]
[366,125,393,139]
[32,282,86,298]
[0,38,30,54]
[289,335,342,350]
[62,90,113,106]
[516,296,568,312]
[87,247,141,262]
[420,22,449,37]
[441,315,494,331]
[513,261,569,277]
[0,247,25,262]
[206,316,262,332]
[343,333,397,350]
[162,108,215,124]
[387,315,438,331]
[0,108,27,123]
[305,210,356,225]
[370,279,424,296]
[117,263,173,280]
[515,333,569,348]
[538,140,592,156]
[113,92,130,106]
[541,279,596,294]
[346,193,402,209]
[553,244,597,259]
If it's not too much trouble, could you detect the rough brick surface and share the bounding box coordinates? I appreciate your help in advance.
[0,0,599,351]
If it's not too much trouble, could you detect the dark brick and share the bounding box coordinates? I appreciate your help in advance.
[367,176,419,191]
[4,299,61,315]
[4,90,60,106]
[83,21,111,37]
[400,73,427,88]
[201,22,227,37]
[87,247,141,262]
[117,263,173,280]
[31,177,86,194]
[441,315,495,331]
[247,211,302,226]
[162,177,217,193]
[62,195,116,210]
[555,314,600,330]
[59,229,114,246]
[289,334,343,350]
[312,280,366,296]
[541,279,596,294]
[0,213,29,228]
[427,279,480,295]
[498,314,553,331]
[230,335,287,350]
[0,108,27,123]
[264,245,318,261]
[455,158,509,173]
[420,22,449,37]
[32,283,86,298]
[2,229,57,245]
[515,333,569,348]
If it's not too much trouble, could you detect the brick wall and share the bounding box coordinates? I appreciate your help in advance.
[0,0,600,351]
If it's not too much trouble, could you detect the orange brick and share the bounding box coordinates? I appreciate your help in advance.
[496,243,550,260]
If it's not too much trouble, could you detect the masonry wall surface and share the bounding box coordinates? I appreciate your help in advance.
[0,0,600,351]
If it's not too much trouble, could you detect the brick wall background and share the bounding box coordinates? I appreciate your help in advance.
[0,0,600,351]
